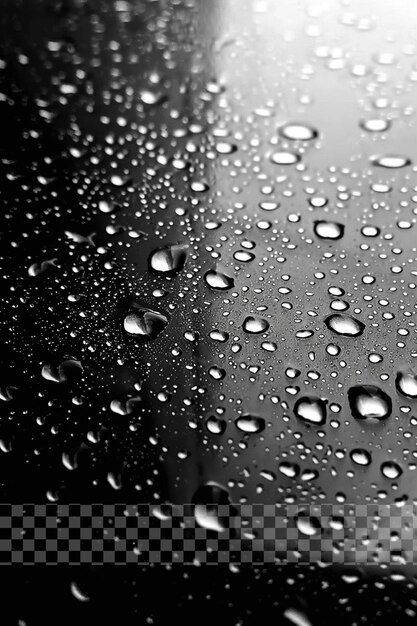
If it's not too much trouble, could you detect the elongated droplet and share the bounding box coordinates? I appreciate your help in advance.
[325,314,365,337]
[235,415,266,434]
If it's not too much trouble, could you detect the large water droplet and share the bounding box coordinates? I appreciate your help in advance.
[325,314,365,337]
[123,307,169,340]
[360,118,391,132]
[206,416,227,435]
[294,396,326,425]
[314,220,345,240]
[204,268,235,290]
[235,415,266,434]
[395,370,417,399]
[271,151,300,165]
[381,461,402,479]
[41,358,83,383]
[371,154,411,168]
[348,385,392,421]
[242,315,270,334]
[279,122,318,141]
[296,513,321,536]
[350,448,372,466]
[149,244,188,274]
[192,482,233,533]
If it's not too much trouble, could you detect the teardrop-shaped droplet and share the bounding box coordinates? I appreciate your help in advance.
[204,268,234,290]
[348,385,392,421]
[206,416,227,435]
[235,415,266,434]
[149,244,187,274]
[123,307,169,340]
[350,448,372,466]
[192,482,233,533]
[395,371,417,399]
[278,461,300,478]
[110,396,141,415]
[242,315,270,334]
[294,396,327,425]
[314,220,345,240]
[296,513,321,536]
[325,314,365,337]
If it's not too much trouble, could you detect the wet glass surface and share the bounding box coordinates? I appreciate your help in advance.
[1,0,417,623]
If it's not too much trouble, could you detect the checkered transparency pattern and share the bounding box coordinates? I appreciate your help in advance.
[0,504,415,564]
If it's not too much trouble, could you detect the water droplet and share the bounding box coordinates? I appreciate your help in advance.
[279,122,318,141]
[314,220,344,240]
[234,250,255,262]
[149,244,187,274]
[208,366,226,380]
[325,314,365,337]
[235,414,266,434]
[206,416,227,435]
[350,448,372,466]
[204,268,235,290]
[278,461,300,478]
[41,358,83,383]
[110,396,141,415]
[123,308,169,340]
[209,330,229,342]
[215,141,237,154]
[294,397,326,425]
[70,582,90,602]
[372,154,411,168]
[271,151,300,165]
[192,482,233,533]
[348,385,392,421]
[395,371,417,398]
[283,608,313,626]
[381,461,402,479]
[360,118,391,132]
[242,315,270,334]
[296,513,321,536]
